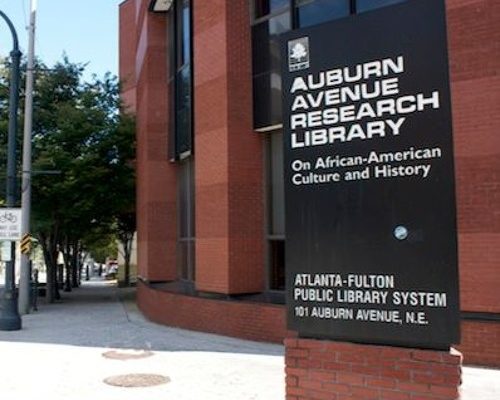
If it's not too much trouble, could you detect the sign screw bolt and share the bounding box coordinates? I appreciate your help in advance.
[394,225,408,240]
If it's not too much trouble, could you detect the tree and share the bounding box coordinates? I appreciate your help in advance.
[0,56,136,301]
[106,113,136,286]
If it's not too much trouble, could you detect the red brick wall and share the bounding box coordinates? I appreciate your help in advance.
[457,321,500,367]
[226,1,266,294]
[447,0,500,313]
[192,1,229,294]
[445,0,500,367]
[286,338,462,400]
[137,281,287,343]
[193,0,265,294]
[121,0,178,282]
[119,0,137,112]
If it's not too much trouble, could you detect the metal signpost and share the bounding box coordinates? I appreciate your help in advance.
[0,10,22,331]
[19,0,38,315]
[282,0,459,349]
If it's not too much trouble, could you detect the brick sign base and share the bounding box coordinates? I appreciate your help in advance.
[285,338,462,400]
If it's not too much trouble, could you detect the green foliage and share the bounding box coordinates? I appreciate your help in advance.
[82,227,118,264]
[0,55,136,267]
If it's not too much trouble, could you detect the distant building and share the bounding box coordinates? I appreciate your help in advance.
[119,0,500,367]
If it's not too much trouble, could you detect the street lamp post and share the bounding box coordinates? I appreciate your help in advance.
[149,0,174,12]
[19,0,38,315]
[0,10,22,331]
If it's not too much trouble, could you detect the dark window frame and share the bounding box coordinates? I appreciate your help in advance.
[177,157,196,282]
[167,0,196,283]
[168,0,194,162]
[264,130,286,292]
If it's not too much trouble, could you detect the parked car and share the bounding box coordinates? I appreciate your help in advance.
[104,262,118,280]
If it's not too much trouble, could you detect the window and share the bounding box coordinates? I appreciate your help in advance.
[177,158,195,281]
[252,12,290,76]
[356,0,407,13]
[254,0,290,19]
[168,0,195,281]
[169,0,193,161]
[295,0,351,28]
[251,3,291,130]
[266,131,285,291]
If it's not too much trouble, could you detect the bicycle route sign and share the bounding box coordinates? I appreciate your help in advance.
[0,208,22,241]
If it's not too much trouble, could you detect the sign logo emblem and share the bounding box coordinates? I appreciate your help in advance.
[288,37,309,72]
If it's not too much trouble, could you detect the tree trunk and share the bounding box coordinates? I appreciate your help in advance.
[71,242,78,288]
[53,245,61,300]
[61,237,72,292]
[124,236,132,286]
[40,232,57,303]
[42,246,55,303]
[119,232,134,287]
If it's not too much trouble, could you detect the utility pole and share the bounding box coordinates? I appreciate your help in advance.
[0,10,22,330]
[19,0,37,315]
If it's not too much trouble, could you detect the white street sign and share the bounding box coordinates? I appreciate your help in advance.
[0,241,11,261]
[0,208,22,240]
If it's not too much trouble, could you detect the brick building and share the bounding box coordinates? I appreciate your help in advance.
[119,0,500,367]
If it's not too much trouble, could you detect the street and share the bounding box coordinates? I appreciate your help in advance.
[0,278,498,399]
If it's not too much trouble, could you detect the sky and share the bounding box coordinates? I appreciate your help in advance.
[0,0,122,81]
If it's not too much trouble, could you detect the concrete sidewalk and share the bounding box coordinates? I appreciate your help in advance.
[0,278,498,399]
[0,278,284,400]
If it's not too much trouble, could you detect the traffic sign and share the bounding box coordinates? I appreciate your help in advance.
[20,233,31,254]
[0,208,22,240]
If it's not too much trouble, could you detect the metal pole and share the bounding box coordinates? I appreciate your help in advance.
[0,10,22,330]
[19,0,37,315]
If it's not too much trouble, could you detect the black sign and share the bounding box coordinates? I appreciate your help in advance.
[282,0,459,349]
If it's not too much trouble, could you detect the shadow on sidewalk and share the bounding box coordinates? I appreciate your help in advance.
[0,277,284,358]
